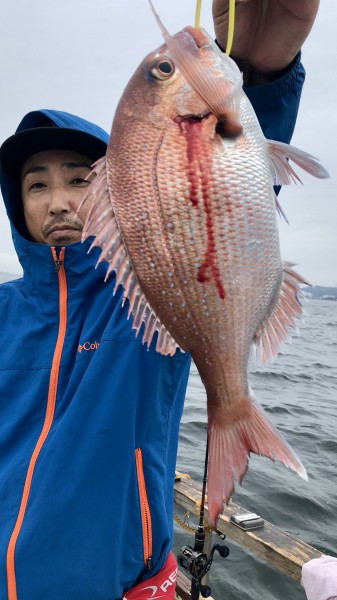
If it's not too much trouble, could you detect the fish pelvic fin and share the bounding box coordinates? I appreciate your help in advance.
[80,157,180,357]
[267,139,330,185]
[252,262,309,365]
[207,395,307,526]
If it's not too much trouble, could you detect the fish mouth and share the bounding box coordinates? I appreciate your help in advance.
[175,110,211,124]
[174,111,242,139]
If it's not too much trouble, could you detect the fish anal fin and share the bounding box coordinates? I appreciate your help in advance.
[267,139,329,186]
[253,262,309,364]
[207,396,307,526]
[81,157,180,356]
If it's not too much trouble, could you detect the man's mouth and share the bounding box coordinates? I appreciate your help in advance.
[45,218,83,235]
[48,225,81,234]
[44,222,83,243]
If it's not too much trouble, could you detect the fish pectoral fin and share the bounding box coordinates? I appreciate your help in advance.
[80,157,181,357]
[252,262,309,364]
[267,139,330,186]
[207,396,307,526]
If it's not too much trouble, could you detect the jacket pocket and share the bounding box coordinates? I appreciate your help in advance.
[135,448,153,569]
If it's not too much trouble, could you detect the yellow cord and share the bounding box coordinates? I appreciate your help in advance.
[225,0,236,55]
[194,0,202,28]
[194,0,235,55]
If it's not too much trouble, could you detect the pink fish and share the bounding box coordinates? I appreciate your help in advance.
[79,15,329,525]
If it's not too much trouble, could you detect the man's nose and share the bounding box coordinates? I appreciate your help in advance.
[48,188,72,215]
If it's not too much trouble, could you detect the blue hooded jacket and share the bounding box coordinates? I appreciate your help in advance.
[0,54,305,600]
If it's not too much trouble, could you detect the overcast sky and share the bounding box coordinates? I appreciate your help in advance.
[0,0,336,285]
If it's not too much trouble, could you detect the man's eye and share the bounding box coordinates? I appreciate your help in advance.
[29,182,46,190]
[71,177,89,185]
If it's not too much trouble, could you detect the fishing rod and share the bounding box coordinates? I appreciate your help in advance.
[177,431,230,600]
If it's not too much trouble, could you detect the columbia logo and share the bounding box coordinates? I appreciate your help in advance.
[77,341,100,353]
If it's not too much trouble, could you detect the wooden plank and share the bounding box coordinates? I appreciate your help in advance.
[174,476,323,583]
[175,570,191,600]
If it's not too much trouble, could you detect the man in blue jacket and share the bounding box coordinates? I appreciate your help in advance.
[0,2,320,599]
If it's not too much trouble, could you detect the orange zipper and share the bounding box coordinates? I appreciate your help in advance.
[6,247,67,600]
[135,448,153,569]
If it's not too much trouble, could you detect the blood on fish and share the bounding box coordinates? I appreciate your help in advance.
[197,203,226,300]
[177,118,226,300]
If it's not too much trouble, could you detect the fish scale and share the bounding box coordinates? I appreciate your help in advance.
[79,24,329,525]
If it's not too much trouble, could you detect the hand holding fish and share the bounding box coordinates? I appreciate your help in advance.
[212,0,320,83]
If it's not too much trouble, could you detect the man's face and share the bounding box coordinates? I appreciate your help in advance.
[21,149,93,245]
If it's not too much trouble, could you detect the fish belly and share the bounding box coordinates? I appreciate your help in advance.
[105,115,305,525]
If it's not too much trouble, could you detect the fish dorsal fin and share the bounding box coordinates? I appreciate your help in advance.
[252,262,309,364]
[79,157,180,357]
[267,139,330,186]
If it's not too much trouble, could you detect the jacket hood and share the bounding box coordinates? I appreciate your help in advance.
[0,109,109,258]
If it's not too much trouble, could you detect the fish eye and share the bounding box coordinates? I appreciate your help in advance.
[149,58,175,81]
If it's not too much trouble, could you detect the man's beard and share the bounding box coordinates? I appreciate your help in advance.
[42,216,83,238]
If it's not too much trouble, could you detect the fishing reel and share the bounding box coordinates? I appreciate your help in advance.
[177,538,230,600]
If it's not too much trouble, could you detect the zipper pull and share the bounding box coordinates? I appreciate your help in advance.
[51,247,65,272]
[147,557,152,570]
[54,259,63,273]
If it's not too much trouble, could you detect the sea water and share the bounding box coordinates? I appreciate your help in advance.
[174,300,337,599]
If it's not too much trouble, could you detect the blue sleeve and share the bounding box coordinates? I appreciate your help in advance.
[243,52,305,144]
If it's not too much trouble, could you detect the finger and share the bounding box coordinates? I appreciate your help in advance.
[213,0,251,17]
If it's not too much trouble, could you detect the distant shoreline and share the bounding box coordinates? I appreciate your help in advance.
[302,285,337,300]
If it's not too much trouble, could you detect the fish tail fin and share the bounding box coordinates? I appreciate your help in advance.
[207,394,307,526]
